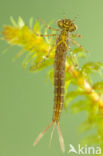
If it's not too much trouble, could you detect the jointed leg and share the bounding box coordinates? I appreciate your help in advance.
[40,19,60,32]
[30,44,55,71]
[34,32,57,37]
[70,33,82,38]
[56,40,68,50]
[31,27,57,38]
[68,47,79,68]
[71,38,87,52]
[71,38,82,48]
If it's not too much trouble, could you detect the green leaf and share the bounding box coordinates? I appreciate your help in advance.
[10,16,17,27]
[33,20,40,33]
[71,100,88,113]
[29,17,34,28]
[47,69,54,84]
[63,88,85,109]
[82,62,103,75]
[12,48,26,61]
[79,120,95,134]
[22,51,35,69]
[93,81,103,91]
[73,47,86,54]
[18,16,25,28]
[81,135,101,146]
[29,57,53,72]
[66,90,85,99]
[70,48,87,60]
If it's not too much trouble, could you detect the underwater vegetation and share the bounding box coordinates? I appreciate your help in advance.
[1,17,103,153]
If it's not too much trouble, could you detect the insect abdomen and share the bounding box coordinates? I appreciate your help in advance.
[53,31,69,122]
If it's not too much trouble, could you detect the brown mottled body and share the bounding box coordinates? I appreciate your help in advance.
[33,18,77,152]
[53,30,69,122]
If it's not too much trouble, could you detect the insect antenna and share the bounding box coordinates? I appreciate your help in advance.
[72,16,78,22]
[62,10,67,20]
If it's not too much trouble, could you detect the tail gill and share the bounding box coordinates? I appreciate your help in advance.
[33,120,65,152]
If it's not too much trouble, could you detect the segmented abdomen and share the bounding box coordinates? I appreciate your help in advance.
[52,31,69,122]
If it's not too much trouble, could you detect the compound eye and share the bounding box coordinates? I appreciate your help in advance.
[57,20,64,28]
[59,22,63,27]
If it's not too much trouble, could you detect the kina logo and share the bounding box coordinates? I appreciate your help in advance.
[68,144,101,155]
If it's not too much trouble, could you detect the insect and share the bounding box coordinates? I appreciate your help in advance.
[33,18,82,152]
[2,16,103,154]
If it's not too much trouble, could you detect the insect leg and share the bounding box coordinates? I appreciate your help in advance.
[71,39,83,48]
[68,47,79,68]
[30,44,55,71]
[40,19,60,32]
[33,30,57,37]
[71,38,87,52]
[70,33,82,39]
[56,40,68,49]
[31,28,57,38]
[38,34,57,37]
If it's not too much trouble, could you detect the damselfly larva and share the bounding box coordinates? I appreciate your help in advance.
[33,18,77,152]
